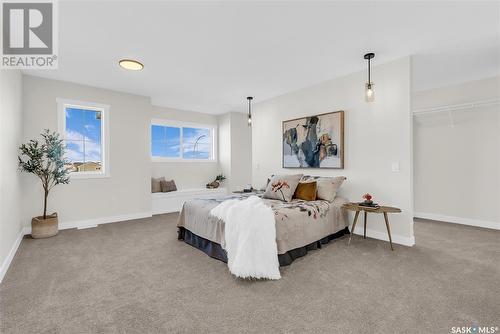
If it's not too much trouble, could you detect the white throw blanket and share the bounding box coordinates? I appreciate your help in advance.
[210,196,281,280]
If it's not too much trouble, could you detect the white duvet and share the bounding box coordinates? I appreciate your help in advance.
[210,195,281,280]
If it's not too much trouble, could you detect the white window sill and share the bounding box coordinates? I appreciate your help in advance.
[151,157,217,163]
[69,172,110,179]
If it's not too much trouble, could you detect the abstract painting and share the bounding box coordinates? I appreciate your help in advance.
[282,111,344,169]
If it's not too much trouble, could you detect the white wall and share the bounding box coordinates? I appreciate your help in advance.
[0,70,23,282]
[20,76,253,231]
[21,75,151,227]
[217,112,252,192]
[252,57,414,246]
[228,112,252,191]
[151,105,220,189]
[218,113,231,189]
[413,77,500,228]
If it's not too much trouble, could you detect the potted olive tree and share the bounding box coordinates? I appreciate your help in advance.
[18,130,70,238]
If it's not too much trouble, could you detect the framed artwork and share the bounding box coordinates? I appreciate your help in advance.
[282,110,344,169]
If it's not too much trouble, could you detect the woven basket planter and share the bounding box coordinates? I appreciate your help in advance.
[31,213,58,239]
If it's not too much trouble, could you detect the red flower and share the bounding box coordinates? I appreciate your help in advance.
[271,180,290,192]
[362,193,373,201]
[271,180,290,201]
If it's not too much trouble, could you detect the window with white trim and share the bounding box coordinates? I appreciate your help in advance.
[151,120,216,161]
[57,99,110,178]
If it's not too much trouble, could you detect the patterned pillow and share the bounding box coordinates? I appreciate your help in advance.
[263,174,303,202]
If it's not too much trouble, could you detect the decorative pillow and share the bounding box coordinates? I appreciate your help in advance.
[266,174,275,186]
[300,175,320,182]
[151,177,166,193]
[263,174,302,202]
[160,180,177,192]
[294,181,317,201]
[316,176,346,202]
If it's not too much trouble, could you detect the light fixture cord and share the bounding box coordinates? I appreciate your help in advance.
[368,58,371,84]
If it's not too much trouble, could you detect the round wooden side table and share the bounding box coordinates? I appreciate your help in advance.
[343,203,402,250]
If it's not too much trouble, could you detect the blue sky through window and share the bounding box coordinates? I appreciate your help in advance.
[151,125,181,157]
[65,107,102,164]
[182,127,211,159]
[151,125,212,159]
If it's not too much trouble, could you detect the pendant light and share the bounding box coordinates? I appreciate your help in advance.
[247,96,253,126]
[364,52,375,102]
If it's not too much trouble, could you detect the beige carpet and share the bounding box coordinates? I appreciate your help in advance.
[1,214,499,334]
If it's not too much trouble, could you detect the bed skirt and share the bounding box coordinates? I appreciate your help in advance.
[177,226,350,267]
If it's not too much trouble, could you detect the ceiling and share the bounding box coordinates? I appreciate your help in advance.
[23,1,500,114]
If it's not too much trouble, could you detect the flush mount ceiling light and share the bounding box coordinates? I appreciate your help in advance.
[247,96,253,127]
[364,52,375,102]
[118,59,144,71]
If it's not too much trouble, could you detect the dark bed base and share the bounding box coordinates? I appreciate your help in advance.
[177,226,350,267]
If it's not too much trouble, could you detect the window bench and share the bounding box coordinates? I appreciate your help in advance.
[152,188,227,214]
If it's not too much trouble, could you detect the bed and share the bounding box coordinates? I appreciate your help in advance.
[177,192,349,266]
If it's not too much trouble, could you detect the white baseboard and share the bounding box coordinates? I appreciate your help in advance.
[414,212,499,230]
[152,207,180,215]
[351,225,415,247]
[22,211,152,238]
[0,228,25,284]
[61,212,152,231]
[77,224,98,230]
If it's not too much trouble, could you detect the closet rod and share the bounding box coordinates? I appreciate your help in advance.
[412,98,500,116]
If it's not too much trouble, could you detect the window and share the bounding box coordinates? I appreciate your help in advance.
[57,99,110,178]
[151,125,181,158]
[151,120,216,161]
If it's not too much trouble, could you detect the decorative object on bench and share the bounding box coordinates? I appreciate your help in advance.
[151,177,165,193]
[18,130,70,239]
[263,174,302,202]
[343,202,402,251]
[206,174,226,189]
[282,110,344,169]
[160,179,177,192]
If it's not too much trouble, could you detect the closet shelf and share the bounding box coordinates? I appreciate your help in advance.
[412,98,500,116]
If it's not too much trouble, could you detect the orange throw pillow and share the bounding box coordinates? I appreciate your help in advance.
[294,181,317,201]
